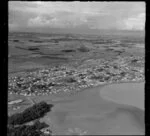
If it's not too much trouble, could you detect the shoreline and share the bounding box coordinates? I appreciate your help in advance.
[51,80,145,97]
[8,54,144,97]
[8,80,145,98]
[42,81,145,135]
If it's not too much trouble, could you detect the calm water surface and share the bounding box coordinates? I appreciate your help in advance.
[100,82,144,110]
[43,82,145,135]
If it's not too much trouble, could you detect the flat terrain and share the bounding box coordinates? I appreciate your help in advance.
[8,83,145,135]
[40,84,144,135]
[100,82,144,110]
[8,32,144,74]
[8,31,145,135]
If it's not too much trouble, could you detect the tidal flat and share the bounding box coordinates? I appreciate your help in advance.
[39,82,144,135]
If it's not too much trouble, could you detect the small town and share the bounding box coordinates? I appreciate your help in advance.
[8,56,144,96]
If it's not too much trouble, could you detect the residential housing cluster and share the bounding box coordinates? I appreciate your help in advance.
[8,56,144,96]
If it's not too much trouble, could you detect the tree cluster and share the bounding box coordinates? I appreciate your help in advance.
[8,101,53,125]
[7,101,53,136]
[7,120,51,136]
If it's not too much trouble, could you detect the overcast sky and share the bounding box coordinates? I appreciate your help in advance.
[9,1,145,33]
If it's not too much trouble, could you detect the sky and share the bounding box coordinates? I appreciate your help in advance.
[9,1,145,34]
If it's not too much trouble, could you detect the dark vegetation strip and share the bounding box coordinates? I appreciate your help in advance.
[41,55,68,60]
[28,40,44,43]
[8,101,53,125]
[8,102,53,136]
[7,120,51,136]
[15,46,40,51]
[28,47,39,51]
[15,46,31,51]
[13,40,19,42]
[15,46,66,57]
[61,49,76,53]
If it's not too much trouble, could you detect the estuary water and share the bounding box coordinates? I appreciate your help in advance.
[42,82,145,135]
[100,82,144,110]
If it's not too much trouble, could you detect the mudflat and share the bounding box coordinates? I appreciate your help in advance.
[41,83,145,135]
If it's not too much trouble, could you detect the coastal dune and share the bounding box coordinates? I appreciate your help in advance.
[43,82,145,135]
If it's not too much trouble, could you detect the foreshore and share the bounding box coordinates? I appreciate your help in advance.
[40,81,145,135]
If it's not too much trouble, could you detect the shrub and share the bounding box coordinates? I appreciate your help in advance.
[77,46,89,52]
[13,40,19,42]
[62,49,75,53]
[28,47,39,51]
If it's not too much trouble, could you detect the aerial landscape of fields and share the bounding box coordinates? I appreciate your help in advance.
[8,1,145,136]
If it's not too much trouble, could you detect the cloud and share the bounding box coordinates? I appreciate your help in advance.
[122,13,145,30]
[9,23,18,31]
[9,2,145,31]
[28,14,88,28]
[28,11,89,28]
